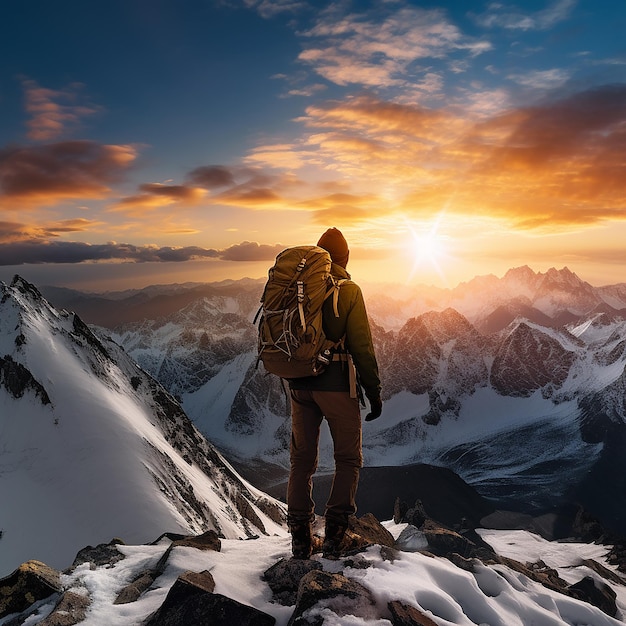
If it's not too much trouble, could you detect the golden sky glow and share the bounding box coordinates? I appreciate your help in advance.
[1,1,625,290]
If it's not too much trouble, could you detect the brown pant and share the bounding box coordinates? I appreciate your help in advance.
[287,389,362,525]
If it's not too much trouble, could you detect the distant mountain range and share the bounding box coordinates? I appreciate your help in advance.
[2,271,626,624]
[38,266,626,538]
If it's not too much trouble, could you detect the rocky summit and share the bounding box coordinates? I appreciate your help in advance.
[1,503,625,625]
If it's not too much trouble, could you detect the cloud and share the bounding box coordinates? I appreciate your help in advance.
[22,79,101,141]
[189,165,303,209]
[0,231,284,265]
[215,186,283,207]
[507,68,570,90]
[0,141,137,207]
[241,0,307,19]
[0,241,220,265]
[110,183,207,215]
[0,218,101,244]
[219,241,284,261]
[475,84,626,169]
[299,5,491,90]
[245,83,626,231]
[471,0,577,31]
[295,192,379,224]
[187,165,236,188]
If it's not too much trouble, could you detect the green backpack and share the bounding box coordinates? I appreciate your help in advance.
[255,245,344,378]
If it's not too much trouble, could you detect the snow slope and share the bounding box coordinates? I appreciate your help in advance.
[0,277,286,577]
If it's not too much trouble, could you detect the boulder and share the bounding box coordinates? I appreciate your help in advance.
[118,535,188,605]
[288,570,376,626]
[338,513,395,555]
[170,529,222,552]
[420,520,495,560]
[0,560,61,619]
[394,525,428,553]
[607,541,626,574]
[154,529,222,575]
[568,576,618,618]
[145,570,274,626]
[262,558,323,606]
[67,538,125,572]
[38,590,90,626]
[388,600,439,626]
[114,570,158,604]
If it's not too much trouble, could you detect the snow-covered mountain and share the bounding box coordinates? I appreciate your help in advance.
[0,276,286,578]
[41,267,626,536]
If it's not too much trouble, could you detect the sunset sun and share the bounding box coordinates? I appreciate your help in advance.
[404,218,450,283]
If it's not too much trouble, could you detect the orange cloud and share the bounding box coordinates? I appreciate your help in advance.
[22,79,101,141]
[0,141,137,208]
[247,85,626,231]
[215,186,283,207]
[110,183,207,215]
[0,218,99,243]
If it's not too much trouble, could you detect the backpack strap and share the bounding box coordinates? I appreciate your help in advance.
[324,277,347,318]
[297,280,306,330]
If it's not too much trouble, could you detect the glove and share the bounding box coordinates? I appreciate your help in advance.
[365,395,383,421]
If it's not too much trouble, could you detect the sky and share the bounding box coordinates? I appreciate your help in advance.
[1,0,625,291]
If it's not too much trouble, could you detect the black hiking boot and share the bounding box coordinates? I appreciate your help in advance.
[289,519,313,559]
[322,519,347,559]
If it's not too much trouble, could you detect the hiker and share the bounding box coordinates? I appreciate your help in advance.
[286,227,382,559]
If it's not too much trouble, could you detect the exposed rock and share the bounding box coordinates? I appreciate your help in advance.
[568,576,618,618]
[579,559,626,586]
[262,558,323,606]
[114,570,158,605]
[149,532,187,545]
[38,590,90,626]
[393,497,407,524]
[490,322,576,397]
[145,570,275,626]
[337,513,395,555]
[388,600,439,626]
[67,538,125,572]
[0,355,51,405]
[607,542,626,573]
[153,529,222,576]
[394,525,428,553]
[0,560,61,619]
[446,553,481,572]
[177,570,216,594]
[420,520,496,561]
[394,498,428,528]
[312,465,496,532]
[232,491,267,535]
[288,570,376,626]
[254,496,287,526]
[170,529,222,552]
[518,559,570,593]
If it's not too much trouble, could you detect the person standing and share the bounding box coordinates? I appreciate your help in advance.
[286,227,382,558]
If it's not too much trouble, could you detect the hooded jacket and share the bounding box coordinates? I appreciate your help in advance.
[288,263,381,401]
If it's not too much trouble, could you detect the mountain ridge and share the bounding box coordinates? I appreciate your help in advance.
[0,276,286,577]
[49,266,626,536]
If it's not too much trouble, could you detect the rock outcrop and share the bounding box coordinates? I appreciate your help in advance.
[0,561,61,619]
[2,507,624,624]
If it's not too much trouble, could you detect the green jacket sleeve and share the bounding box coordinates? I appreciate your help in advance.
[323,277,381,400]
